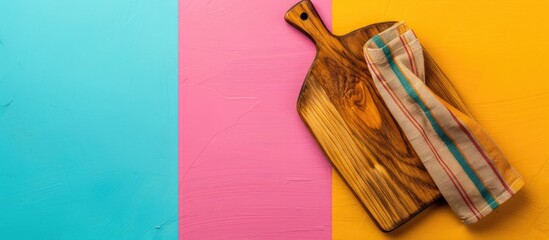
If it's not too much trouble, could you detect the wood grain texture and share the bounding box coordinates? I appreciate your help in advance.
[285,0,472,231]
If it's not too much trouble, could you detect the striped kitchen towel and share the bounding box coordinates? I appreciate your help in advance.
[362,22,524,224]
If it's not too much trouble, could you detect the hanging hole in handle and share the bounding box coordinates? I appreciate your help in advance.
[300,12,308,20]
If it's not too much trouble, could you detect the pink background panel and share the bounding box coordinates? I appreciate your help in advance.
[180,0,332,239]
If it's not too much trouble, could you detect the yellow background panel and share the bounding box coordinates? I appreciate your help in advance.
[332,0,549,239]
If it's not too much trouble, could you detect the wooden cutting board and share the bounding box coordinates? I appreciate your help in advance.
[285,0,473,231]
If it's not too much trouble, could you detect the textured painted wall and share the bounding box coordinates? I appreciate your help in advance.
[180,0,332,239]
[333,0,549,239]
[4,0,545,238]
[0,0,178,239]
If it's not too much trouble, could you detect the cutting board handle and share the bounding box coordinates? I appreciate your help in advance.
[285,0,334,45]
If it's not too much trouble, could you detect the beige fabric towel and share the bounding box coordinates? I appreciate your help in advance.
[363,22,524,223]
